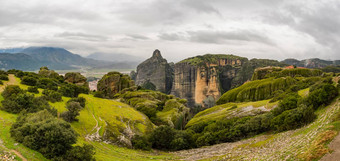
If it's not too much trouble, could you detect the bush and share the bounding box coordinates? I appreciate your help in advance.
[149,125,176,150]
[10,110,78,159]
[67,97,86,108]
[61,102,82,122]
[0,74,9,81]
[42,89,62,103]
[21,76,37,86]
[131,135,152,151]
[2,85,23,99]
[27,86,39,94]
[306,83,338,110]
[63,144,96,161]
[93,91,104,98]
[1,92,53,114]
[272,93,300,116]
[59,83,89,97]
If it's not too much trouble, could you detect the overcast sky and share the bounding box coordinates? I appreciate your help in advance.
[0,0,339,62]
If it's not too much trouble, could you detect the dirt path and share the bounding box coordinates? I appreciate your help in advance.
[321,133,340,161]
[10,150,27,161]
[174,99,340,160]
[0,74,17,92]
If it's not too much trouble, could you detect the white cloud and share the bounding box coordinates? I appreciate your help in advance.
[0,0,339,62]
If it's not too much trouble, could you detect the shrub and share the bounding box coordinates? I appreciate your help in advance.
[63,144,96,161]
[149,125,176,150]
[67,97,86,108]
[2,85,23,99]
[42,89,62,103]
[27,86,39,94]
[61,102,82,122]
[272,93,300,116]
[93,91,104,98]
[131,135,152,151]
[59,83,89,97]
[21,76,37,86]
[0,74,9,81]
[10,110,78,159]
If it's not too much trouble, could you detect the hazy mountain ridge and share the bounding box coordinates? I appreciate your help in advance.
[87,52,145,63]
[0,47,138,70]
[282,58,340,68]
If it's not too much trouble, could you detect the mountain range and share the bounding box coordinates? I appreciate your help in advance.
[0,47,139,71]
[282,58,340,68]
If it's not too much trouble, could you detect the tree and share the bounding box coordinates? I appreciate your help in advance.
[10,110,78,159]
[27,86,39,94]
[149,125,175,150]
[2,85,23,99]
[61,102,82,122]
[63,144,96,161]
[21,76,37,86]
[67,97,86,108]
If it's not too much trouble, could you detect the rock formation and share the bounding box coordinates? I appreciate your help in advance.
[171,54,248,107]
[97,71,134,98]
[135,49,173,94]
[64,72,88,86]
[135,51,287,108]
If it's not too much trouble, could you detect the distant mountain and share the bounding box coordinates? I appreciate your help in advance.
[86,52,145,63]
[0,48,24,53]
[282,58,340,68]
[0,47,137,71]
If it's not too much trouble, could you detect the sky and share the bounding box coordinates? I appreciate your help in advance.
[0,0,339,62]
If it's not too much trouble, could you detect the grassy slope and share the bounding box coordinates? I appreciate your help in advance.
[0,75,48,161]
[186,99,278,128]
[0,75,176,161]
[176,91,340,160]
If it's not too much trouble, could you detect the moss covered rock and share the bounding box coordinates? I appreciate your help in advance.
[97,71,134,98]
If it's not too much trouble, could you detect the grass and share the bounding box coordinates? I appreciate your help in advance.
[298,88,309,97]
[0,75,177,161]
[0,108,48,161]
[186,99,278,128]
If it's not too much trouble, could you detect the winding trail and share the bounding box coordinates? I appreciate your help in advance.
[10,150,27,161]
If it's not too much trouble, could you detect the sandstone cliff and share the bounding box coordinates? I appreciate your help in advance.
[135,49,173,94]
[171,54,248,107]
[171,55,287,108]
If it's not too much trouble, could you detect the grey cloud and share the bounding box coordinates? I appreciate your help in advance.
[187,30,273,45]
[262,0,340,59]
[182,0,220,14]
[0,1,101,27]
[126,34,150,40]
[158,33,186,41]
[55,32,108,42]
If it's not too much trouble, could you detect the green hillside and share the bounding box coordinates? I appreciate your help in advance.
[0,75,176,161]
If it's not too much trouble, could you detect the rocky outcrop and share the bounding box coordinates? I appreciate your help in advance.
[171,55,248,107]
[64,72,88,86]
[135,50,173,94]
[97,71,134,98]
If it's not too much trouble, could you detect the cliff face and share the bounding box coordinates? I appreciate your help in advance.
[135,50,173,93]
[171,55,247,107]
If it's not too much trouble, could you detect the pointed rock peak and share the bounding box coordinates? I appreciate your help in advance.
[152,49,162,58]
